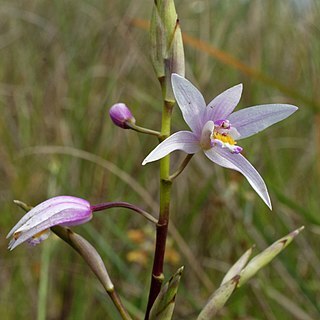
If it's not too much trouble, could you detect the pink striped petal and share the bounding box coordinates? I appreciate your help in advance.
[7,196,90,239]
[9,206,92,250]
[7,196,92,250]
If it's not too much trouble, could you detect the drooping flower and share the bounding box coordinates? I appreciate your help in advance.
[109,103,136,129]
[143,74,298,209]
[7,196,92,250]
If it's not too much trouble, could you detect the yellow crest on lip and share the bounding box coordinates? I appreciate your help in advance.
[212,132,237,145]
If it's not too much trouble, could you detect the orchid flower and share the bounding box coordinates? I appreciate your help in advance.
[7,196,92,250]
[143,74,298,209]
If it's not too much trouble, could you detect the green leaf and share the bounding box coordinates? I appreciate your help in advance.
[197,227,303,319]
[149,266,184,320]
[221,247,253,286]
[238,226,304,287]
[197,275,240,320]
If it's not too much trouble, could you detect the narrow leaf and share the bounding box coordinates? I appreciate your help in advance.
[221,247,253,286]
[149,266,184,320]
[197,275,240,320]
[238,226,304,287]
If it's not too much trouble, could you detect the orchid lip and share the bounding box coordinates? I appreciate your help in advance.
[200,120,243,154]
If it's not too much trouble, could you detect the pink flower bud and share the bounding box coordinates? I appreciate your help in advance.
[7,196,92,250]
[109,103,136,129]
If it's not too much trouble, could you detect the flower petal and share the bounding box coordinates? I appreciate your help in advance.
[204,148,271,209]
[228,104,298,140]
[171,73,206,136]
[7,196,90,239]
[27,230,51,246]
[8,207,92,250]
[205,84,243,121]
[142,131,200,165]
[16,203,91,234]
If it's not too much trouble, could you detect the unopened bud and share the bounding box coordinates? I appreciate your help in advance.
[150,0,185,102]
[164,19,185,102]
[109,103,136,129]
[7,196,92,250]
[150,0,176,78]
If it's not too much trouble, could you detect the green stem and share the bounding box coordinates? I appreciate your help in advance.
[169,154,193,181]
[108,289,133,320]
[126,122,161,138]
[145,98,174,319]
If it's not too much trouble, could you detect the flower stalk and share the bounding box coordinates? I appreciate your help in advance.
[145,100,174,319]
[51,226,133,320]
[145,0,185,317]
[125,122,161,138]
[169,154,193,181]
[91,201,157,224]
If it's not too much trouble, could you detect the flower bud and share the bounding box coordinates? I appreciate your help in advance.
[109,103,136,129]
[150,0,185,102]
[7,196,92,250]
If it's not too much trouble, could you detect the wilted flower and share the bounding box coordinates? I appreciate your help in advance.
[143,74,298,208]
[109,103,136,129]
[7,196,92,250]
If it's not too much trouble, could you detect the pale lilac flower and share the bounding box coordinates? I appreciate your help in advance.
[7,196,92,250]
[109,103,136,129]
[143,74,298,209]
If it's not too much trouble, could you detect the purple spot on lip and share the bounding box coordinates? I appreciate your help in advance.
[232,146,243,154]
[214,119,231,129]
[214,119,225,126]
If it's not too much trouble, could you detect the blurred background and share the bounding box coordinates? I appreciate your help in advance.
[0,0,319,319]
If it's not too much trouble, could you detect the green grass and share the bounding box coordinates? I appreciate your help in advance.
[1,0,319,319]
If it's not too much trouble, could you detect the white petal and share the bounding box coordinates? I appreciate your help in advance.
[205,84,243,121]
[204,148,271,209]
[142,131,200,165]
[171,73,206,136]
[228,104,298,140]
